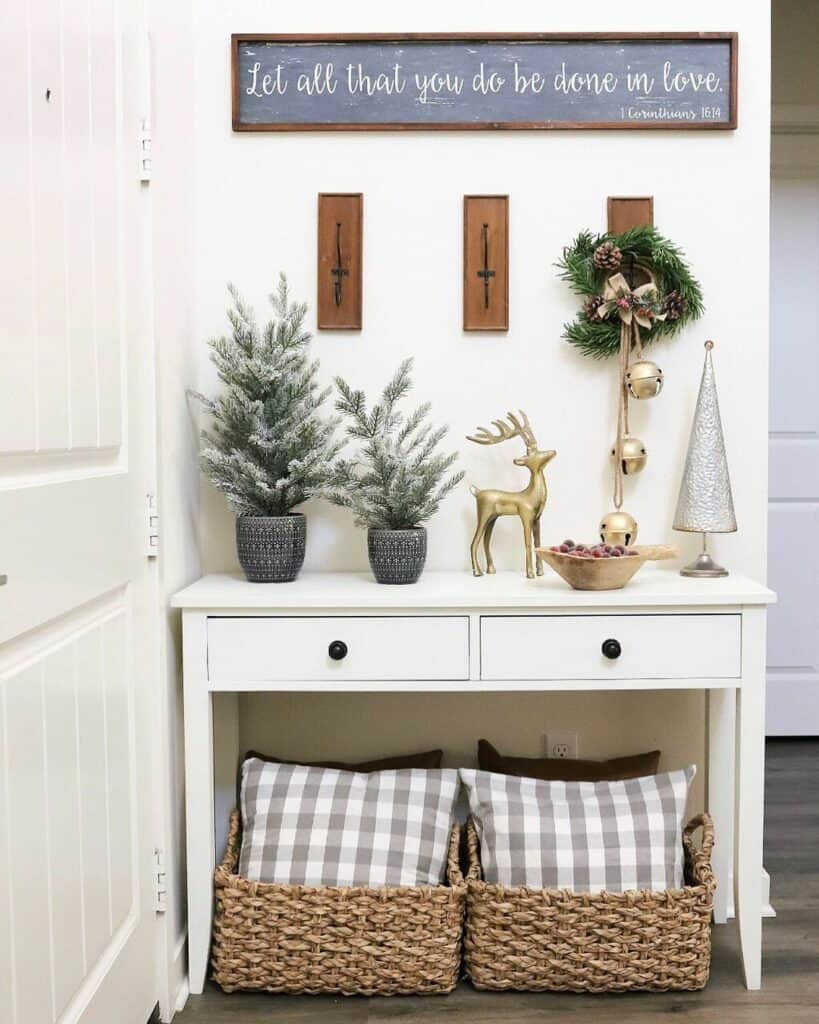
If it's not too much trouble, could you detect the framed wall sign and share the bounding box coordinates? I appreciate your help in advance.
[232,33,737,132]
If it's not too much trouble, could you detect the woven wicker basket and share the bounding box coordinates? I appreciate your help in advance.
[212,810,468,995]
[464,813,715,994]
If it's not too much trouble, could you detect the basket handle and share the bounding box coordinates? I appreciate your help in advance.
[220,809,242,874]
[682,812,714,860]
[682,812,716,894]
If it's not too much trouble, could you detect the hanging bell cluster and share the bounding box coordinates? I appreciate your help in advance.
[610,362,664,475]
[598,257,667,543]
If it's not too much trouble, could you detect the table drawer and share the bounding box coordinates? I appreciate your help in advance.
[480,614,741,680]
[207,616,470,682]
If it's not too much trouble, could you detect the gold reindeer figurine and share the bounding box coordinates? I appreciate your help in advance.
[467,411,556,579]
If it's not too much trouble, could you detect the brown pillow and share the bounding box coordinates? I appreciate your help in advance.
[477,739,660,782]
[245,748,444,772]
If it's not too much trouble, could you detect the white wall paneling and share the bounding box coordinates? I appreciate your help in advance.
[0,0,37,452]
[0,0,160,1018]
[3,664,52,1024]
[28,0,70,453]
[89,0,123,451]
[43,644,86,1015]
[0,601,136,1024]
[0,688,13,1024]
[1,0,123,461]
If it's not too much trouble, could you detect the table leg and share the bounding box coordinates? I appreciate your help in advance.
[735,606,767,990]
[182,612,214,996]
[707,687,735,925]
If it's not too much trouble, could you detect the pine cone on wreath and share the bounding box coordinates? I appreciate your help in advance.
[662,289,687,320]
[583,295,606,321]
[593,241,622,271]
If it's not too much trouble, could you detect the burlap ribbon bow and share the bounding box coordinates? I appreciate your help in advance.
[598,272,666,331]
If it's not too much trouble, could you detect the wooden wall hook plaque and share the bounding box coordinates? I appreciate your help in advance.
[318,193,363,330]
[463,195,508,332]
[607,196,654,234]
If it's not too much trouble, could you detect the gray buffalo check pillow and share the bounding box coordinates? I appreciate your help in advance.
[239,757,460,887]
[460,765,695,893]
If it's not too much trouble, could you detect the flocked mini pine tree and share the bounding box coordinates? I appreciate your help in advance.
[192,274,341,518]
[322,358,464,583]
[191,275,342,581]
[323,357,464,531]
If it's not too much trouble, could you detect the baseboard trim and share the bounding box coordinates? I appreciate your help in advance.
[160,933,189,1021]
[174,979,190,1015]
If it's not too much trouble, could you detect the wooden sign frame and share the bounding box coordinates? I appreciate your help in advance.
[231,32,738,132]
[317,193,363,330]
[463,195,509,332]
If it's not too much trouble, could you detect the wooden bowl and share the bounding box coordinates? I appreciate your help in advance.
[536,544,679,591]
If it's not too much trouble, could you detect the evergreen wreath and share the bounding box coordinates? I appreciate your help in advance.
[557,225,704,359]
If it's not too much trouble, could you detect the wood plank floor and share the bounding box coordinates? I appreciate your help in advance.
[177,739,819,1023]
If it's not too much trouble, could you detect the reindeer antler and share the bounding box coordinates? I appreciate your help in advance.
[467,410,537,452]
[507,411,537,451]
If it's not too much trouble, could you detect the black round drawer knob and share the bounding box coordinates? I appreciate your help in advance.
[602,638,622,660]
[328,640,348,661]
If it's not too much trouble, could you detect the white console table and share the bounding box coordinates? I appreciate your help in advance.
[172,569,775,994]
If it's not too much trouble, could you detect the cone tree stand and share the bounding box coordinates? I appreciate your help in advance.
[673,341,737,577]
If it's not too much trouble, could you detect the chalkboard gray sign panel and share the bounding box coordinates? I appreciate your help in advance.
[231,33,737,131]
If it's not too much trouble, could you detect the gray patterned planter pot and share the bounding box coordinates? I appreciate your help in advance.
[367,527,427,585]
[236,514,306,583]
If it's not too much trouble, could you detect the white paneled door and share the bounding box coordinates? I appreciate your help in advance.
[0,0,158,1021]
[768,164,819,734]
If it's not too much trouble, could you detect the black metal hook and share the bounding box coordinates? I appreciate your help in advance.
[331,221,349,307]
[476,222,495,309]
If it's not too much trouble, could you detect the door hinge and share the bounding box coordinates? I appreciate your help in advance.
[139,118,152,183]
[146,492,159,558]
[154,848,167,913]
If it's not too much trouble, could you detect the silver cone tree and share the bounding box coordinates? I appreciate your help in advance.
[673,342,736,533]
[673,341,736,577]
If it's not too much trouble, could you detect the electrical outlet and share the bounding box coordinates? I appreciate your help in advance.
[546,731,578,759]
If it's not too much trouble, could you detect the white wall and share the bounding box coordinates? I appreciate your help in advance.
[196,3,769,585]
[185,0,769,866]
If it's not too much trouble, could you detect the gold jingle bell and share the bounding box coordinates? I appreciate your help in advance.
[626,360,663,400]
[600,511,639,548]
[610,434,647,476]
